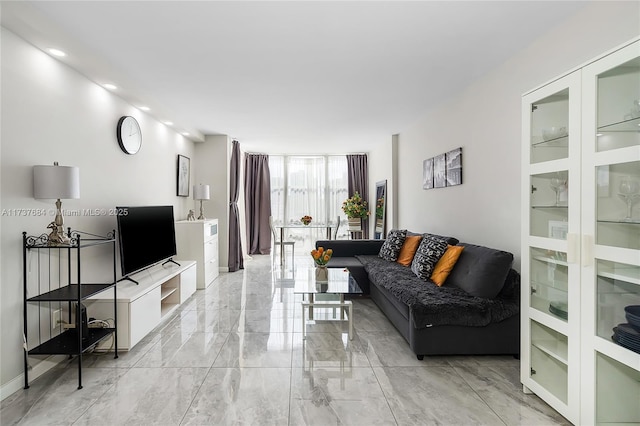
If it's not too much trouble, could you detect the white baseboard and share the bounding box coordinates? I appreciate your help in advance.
[1,355,66,401]
[218,266,229,272]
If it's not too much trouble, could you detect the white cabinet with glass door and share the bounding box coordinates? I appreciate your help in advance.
[522,38,640,426]
[521,70,582,424]
[580,40,640,426]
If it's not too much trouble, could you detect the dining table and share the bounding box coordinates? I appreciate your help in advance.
[275,223,335,265]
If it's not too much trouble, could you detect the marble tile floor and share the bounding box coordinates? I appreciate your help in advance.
[1,254,569,425]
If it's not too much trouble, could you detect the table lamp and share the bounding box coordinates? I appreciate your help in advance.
[33,162,80,245]
[193,184,210,220]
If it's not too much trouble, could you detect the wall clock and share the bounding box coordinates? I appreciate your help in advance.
[116,116,142,155]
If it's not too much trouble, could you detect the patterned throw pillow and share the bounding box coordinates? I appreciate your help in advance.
[411,234,449,281]
[378,229,407,261]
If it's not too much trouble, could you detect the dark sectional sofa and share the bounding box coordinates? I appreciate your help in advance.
[315,235,520,359]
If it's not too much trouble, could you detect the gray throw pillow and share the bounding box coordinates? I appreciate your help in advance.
[378,229,407,261]
[410,235,449,280]
[445,243,514,299]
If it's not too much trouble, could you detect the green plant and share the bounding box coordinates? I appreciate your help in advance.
[341,191,369,219]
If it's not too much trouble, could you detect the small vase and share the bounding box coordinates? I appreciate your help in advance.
[315,265,328,283]
[347,218,362,231]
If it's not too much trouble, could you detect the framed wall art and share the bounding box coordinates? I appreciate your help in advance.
[422,158,434,190]
[433,153,446,188]
[177,154,190,197]
[446,147,462,186]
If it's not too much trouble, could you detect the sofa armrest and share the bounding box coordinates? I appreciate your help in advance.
[315,239,384,257]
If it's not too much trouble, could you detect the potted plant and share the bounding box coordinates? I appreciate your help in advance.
[341,191,369,231]
[311,246,333,283]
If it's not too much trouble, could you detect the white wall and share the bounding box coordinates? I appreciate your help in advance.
[368,137,395,236]
[396,2,640,269]
[0,29,196,392]
[193,135,233,269]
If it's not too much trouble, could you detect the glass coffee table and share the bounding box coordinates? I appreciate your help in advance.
[293,268,362,340]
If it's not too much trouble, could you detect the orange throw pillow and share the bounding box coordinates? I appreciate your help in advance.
[396,236,422,266]
[430,245,464,286]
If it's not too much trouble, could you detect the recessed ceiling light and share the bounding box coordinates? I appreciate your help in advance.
[48,48,66,57]
[138,106,150,111]
[182,132,190,136]
[164,121,173,126]
[103,83,117,90]
[596,133,603,137]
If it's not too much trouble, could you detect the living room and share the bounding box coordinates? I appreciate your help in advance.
[1,1,639,425]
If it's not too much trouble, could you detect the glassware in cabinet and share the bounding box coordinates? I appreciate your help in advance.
[595,161,640,250]
[530,171,569,239]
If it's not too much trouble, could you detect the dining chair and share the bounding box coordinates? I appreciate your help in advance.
[269,216,295,263]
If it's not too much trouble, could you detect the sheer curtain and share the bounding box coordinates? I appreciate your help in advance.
[269,155,348,249]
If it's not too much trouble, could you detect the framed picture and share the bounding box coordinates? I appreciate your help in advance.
[177,155,190,197]
[446,147,463,186]
[422,158,434,190]
[548,220,568,240]
[433,153,446,188]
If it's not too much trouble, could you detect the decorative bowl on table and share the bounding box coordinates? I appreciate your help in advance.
[542,126,568,141]
[301,215,312,225]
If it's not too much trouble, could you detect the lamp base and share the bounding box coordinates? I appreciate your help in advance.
[46,199,71,246]
[197,200,206,220]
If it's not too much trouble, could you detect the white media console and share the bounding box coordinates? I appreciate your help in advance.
[86,260,196,351]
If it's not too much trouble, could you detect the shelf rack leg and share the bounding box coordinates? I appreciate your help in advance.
[112,233,118,359]
[22,232,30,389]
[75,234,83,390]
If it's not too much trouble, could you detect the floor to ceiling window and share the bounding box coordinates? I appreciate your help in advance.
[269,155,349,249]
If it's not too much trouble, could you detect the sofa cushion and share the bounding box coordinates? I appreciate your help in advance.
[430,245,464,286]
[396,235,422,266]
[410,235,449,280]
[378,229,407,261]
[446,243,514,299]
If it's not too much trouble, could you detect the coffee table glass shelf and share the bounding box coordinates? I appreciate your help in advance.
[294,268,362,341]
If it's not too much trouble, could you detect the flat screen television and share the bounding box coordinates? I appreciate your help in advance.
[116,205,177,282]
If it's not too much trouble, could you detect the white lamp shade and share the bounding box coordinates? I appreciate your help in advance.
[33,164,80,199]
[193,184,210,200]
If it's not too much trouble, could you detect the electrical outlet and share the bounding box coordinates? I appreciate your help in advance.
[51,309,61,329]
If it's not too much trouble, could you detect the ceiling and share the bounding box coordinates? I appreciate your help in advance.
[1,1,588,153]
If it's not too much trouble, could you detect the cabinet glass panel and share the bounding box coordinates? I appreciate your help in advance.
[530,247,569,321]
[530,320,568,403]
[596,260,640,347]
[530,89,569,164]
[595,161,640,249]
[530,171,569,239]
[596,352,640,425]
[596,57,640,152]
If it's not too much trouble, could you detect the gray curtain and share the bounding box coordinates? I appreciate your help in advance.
[347,154,369,239]
[244,153,272,254]
[228,140,244,272]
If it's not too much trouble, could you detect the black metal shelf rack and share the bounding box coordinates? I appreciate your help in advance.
[22,229,118,390]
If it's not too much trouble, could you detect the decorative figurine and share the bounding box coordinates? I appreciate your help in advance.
[46,222,66,246]
[187,209,196,221]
